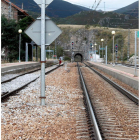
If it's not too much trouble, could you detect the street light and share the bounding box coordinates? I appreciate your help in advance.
[94,42,97,62]
[18,29,22,62]
[101,39,104,58]
[112,31,115,66]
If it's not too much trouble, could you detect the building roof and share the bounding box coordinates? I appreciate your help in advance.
[3,0,29,16]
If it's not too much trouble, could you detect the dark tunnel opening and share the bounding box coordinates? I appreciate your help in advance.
[74,53,83,62]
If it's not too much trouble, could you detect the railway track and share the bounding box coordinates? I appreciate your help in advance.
[77,62,102,140]
[1,64,62,100]
[84,62,138,105]
[1,63,58,84]
[77,62,138,139]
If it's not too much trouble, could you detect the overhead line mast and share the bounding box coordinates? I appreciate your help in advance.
[92,0,96,9]
[95,0,102,10]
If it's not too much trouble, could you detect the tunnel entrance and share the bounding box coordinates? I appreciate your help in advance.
[74,53,83,62]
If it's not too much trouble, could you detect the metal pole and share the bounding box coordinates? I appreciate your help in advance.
[99,45,100,57]
[71,44,72,63]
[19,34,21,62]
[49,46,50,59]
[25,43,28,62]
[53,50,54,59]
[92,47,93,61]
[106,46,107,65]
[113,35,115,66]
[134,31,137,76]
[102,42,103,58]
[40,0,46,105]
[36,46,37,61]
[95,46,96,62]
[32,45,33,61]
[55,40,57,60]
[35,46,36,61]
[127,29,130,62]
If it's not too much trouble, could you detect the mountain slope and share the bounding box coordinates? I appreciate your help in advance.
[53,10,138,29]
[9,0,91,18]
[114,1,139,18]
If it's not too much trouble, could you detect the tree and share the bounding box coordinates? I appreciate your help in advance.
[1,15,34,62]
[1,15,18,62]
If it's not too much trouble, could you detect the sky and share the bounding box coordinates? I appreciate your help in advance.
[63,0,139,11]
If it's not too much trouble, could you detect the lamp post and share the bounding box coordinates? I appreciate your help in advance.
[94,42,97,62]
[112,31,115,66]
[101,39,104,58]
[18,29,22,62]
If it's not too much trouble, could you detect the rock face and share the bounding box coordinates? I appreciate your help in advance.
[57,25,139,62]
[129,55,139,65]
[57,26,101,61]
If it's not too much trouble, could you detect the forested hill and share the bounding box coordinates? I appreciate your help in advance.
[9,0,91,18]
[53,10,138,29]
[114,1,139,18]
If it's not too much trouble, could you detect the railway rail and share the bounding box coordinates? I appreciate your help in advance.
[1,64,62,100]
[78,62,138,140]
[1,63,58,84]
[1,62,138,139]
[85,62,139,105]
[77,62,102,140]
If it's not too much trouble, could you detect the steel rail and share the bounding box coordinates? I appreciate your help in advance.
[1,63,58,84]
[77,62,102,140]
[1,64,63,100]
[85,62,139,105]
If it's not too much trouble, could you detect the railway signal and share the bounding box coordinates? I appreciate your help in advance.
[72,41,74,46]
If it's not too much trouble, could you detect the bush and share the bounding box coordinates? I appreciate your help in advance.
[85,24,90,29]
[64,56,71,61]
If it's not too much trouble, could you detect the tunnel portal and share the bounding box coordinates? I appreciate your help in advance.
[74,53,83,62]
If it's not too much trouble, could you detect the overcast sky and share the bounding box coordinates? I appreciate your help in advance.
[64,0,139,11]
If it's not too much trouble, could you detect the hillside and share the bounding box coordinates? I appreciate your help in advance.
[9,0,91,18]
[114,1,139,18]
[50,25,139,61]
[53,10,138,29]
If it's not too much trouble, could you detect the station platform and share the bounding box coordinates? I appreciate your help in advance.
[87,61,139,90]
[1,62,40,73]
[1,59,58,73]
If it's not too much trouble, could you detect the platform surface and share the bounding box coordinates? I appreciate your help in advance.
[1,62,39,68]
[88,61,139,81]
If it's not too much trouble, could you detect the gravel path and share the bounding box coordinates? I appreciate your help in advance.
[81,67,139,140]
[1,63,90,139]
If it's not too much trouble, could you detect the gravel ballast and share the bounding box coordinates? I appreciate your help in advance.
[1,63,90,139]
[81,67,139,140]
